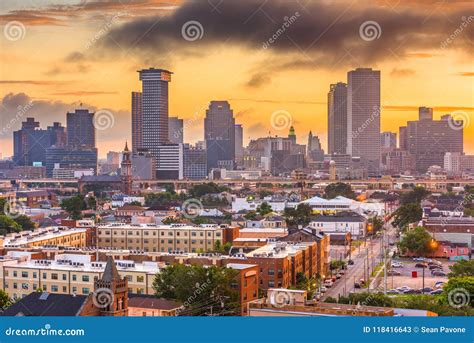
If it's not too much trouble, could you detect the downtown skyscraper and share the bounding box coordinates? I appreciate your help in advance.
[204,101,236,171]
[327,82,348,155]
[137,68,172,166]
[347,68,381,175]
[131,91,142,153]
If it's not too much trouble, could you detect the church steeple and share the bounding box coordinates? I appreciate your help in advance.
[121,141,133,195]
[94,256,128,316]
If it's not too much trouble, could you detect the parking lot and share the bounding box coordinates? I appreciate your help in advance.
[385,258,452,293]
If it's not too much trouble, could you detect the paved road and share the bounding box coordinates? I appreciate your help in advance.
[321,224,396,300]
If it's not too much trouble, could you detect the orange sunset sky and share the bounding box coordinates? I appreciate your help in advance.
[0,0,472,158]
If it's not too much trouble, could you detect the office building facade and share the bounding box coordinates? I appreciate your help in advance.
[131,91,142,153]
[67,109,95,149]
[347,68,381,175]
[168,117,184,144]
[328,82,348,154]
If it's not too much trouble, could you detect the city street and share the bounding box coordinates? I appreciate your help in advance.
[321,224,397,300]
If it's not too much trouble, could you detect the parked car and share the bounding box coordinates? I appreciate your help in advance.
[354,282,361,289]
[387,270,401,276]
[391,262,403,268]
[429,265,443,270]
[404,289,421,294]
[430,289,443,295]
[324,280,334,287]
[434,281,445,288]
[431,270,446,276]
[320,286,327,293]
[397,286,412,292]
[413,257,425,262]
[336,273,342,279]
[420,287,433,293]
[415,263,427,268]
[348,260,355,265]
[387,289,400,295]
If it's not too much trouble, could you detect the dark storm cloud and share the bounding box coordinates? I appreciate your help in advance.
[101,0,473,64]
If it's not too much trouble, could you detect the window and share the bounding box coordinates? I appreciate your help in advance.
[22,283,28,290]
[82,275,90,282]
[42,272,47,279]
[13,271,17,277]
[137,276,144,283]
[13,283,18,289]
[72,274,77,281]
[21,271,28,278]
[51,285,58,292]
[51,273,58,280]
[33,284,37,290]
[127,275,133,282]
[72,286,77,293]
[82,288,90,295]
[63,286,67,292]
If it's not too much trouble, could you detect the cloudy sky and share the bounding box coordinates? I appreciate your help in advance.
[0,0,473,158]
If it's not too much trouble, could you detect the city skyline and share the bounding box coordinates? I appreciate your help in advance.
[0,0,472,158]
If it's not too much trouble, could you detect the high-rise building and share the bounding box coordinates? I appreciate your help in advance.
[307,131,324,162]
[13,118,52,166]
[45,146,98,177]
[138,68,172,171]
[183,144,207,180]
[168,116,184,144]
[327,82,348,154]
[418,107,433,121]
[131,151,154,180]
[406,110,463,173]
[67,109,95,149]
[204,101,236,171]
[131,91,142,153]
[47,122,67,148]
[234,124,244,159]
[347,68,381,175]
[155,144,183,180]
[399,126,408,150]
[381,132,397,150]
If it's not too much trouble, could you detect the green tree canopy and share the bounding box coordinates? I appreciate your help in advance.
[153,264,239,316]
[400,186,430,205]
[283,204,312,228]
[257,202,273,216]
[448,260,474,278]
[0,289,11,310]
[398,226,436,256]
[61,195,86,220]
[324,182,356,199]
[392,203,422,230]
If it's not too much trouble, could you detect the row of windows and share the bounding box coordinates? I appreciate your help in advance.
[7,271,145,283]
[101,238,213,245]
[100,230,220,238]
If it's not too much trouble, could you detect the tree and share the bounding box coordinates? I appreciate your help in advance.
[448,260,474,278]
[13,215,36,231]
[61,195,86,220]
[0,215,21,235]
[0,290,11,310]
[153,264,239,316]
[188,183,228,198]
[441,276,474,309]
[257,202,272,216]
[398,226,436,256]
[392,203,422,230]
[244,211,258,220]
[283,204,312,227]
[400,186,430,205]
[162,217,181,225]
[324,182,356,199]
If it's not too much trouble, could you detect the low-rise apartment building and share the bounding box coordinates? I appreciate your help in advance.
[97,223,235,253]
[1,227,88,249]
[0,252,160,300]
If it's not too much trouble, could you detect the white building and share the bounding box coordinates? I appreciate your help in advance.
[309,214,367,238]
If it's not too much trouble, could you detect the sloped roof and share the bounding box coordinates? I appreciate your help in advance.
[0,292,87,316]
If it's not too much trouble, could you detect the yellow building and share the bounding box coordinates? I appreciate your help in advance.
[1,227,88,248]
[0,252,160,300]
[97,223,226,253]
